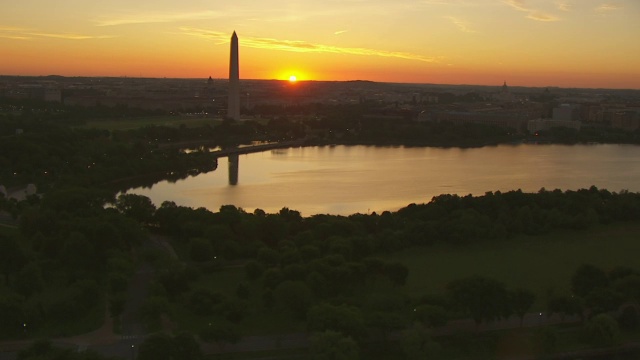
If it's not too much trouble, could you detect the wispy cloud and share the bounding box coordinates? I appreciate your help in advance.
[0,34,32,40]
[95,10,222,26]
[502,0,560,21]
[180,28,440,63]
[28,32,113,40]
[527,12,559,21]
[422,0,473,5]
[445,16,476,33]
[0,26,32,40]
[0,26,32,32]
[556,2,572,11]
[595,3,622,12]
[0,25,112,40]
[334,30,349,35]
[503,0,529,12]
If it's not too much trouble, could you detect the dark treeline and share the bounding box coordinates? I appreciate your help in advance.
[0,116,218,190]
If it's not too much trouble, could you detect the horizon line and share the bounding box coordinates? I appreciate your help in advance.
[0,74,638,91]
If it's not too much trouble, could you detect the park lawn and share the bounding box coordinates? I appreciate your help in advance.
[80,116,221,131]
[169,221,640,339]
[385,222,640,308]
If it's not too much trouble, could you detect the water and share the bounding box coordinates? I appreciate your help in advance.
[126,144,640,216]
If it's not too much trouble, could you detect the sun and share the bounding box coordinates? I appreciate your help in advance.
[288,75,297,82]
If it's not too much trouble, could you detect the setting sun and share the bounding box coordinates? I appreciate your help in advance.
[289,75,297,82]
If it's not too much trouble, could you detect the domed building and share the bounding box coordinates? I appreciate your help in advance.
[495,81,515,102]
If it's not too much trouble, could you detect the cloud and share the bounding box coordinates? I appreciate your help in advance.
[527,12,560,21]
[334,30,349,35]
[502,0,560,22]
[595,3,622,12]
[0,26,112,40]
[27,32,114,40]
[0,26,32,32]
[0,34,32,40]
[422,0,473,5]
[445,16,476,33]
[0,26,32,40]
[503,0,529,12]
[556,2,572,11]
[179,28,440,63]
[95,10,222,26]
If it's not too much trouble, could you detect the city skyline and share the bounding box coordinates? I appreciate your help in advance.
[1,0,639,89]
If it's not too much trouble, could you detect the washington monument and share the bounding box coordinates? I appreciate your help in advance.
[227,31,240,120]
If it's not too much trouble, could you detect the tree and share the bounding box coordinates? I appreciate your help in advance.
[533,327,558,355]
[585,287,624,316]
[13,262,44,297]
[189,237,214,262]
[115,193,156,223]
[199,322,241,351]
[571,264,608,297]
[510,288,536,326]
[244,260,264,281]
[309,330,360,360]
[585,314,620,347]
[0,293,25,338]
[274,281,313,320]
[447,276,510,326]
[307,303,365,341]
[413,304,449,328]
[617,305,639,331]
[172,332,204,360]
[17,339,117,360]
[613,274,640,304]
[139,297,170,332]
[137,333,176,360]
[384,262,409,286]
[547,295,583,321]
[401,323,442,360]
[0,235,26,284]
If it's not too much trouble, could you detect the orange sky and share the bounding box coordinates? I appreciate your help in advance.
[1,0,639,88]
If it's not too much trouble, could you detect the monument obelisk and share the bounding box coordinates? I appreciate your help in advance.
[227,31,240,121]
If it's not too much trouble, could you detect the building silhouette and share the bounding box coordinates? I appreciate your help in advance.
[227,31,240,120]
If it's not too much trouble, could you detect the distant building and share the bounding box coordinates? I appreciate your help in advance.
[420,109,535,132]
[44,88,62,102]
[552,104,579,121]
[528,118,581,133]
[610,109,640,131]
[494,81,515,102]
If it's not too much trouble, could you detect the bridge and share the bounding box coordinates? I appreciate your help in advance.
[210,139,305,158]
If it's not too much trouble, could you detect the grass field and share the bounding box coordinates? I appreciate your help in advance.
[168,222,640,338]
[80,115,221,131]
[386,222,640,307]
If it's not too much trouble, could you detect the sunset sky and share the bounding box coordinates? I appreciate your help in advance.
[1,0,639,88]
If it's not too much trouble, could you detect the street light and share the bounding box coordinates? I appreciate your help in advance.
[130,344,135,360]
